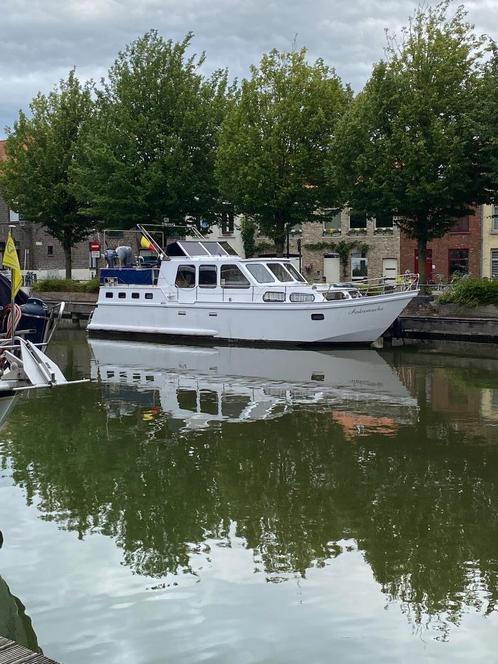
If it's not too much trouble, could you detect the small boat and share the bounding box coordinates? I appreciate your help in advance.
[87,227,418,346]
[0,275,83,404]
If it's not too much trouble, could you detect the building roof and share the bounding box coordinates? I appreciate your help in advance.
[0,140,6,162]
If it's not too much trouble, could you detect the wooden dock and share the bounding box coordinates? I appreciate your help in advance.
[0,636,59,664]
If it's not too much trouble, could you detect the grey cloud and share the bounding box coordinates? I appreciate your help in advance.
[0,0,495,136]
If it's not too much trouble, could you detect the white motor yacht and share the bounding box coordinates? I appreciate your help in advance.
[88,230,418,345]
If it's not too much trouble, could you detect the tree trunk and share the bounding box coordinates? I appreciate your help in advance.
[274,211,286,257]
[64,243,72,280]
[417,236,427,291]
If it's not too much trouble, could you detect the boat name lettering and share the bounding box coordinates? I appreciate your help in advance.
[349,306,383,315]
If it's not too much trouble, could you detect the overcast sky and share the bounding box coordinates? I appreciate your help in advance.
[0,0,496,138]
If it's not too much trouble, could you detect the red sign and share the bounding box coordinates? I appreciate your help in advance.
[89,241,101,252]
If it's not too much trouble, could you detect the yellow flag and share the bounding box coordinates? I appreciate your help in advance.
[140,235,152,250]
[2,233,22,298]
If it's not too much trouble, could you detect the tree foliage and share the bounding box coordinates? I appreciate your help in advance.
[71,31,232,230]
[216,48,351,255]
[334,1,491,284]
[0,70,94,278]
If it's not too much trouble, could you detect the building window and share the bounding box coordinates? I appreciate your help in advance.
[220,264,250,288]
[492,206,498,232]
[349,210,367,230]
[448,249,469,276]
[450,216,470,233]
[199,265,218,288]
[323,210,341,235]
[375,213,393,228]
[491,249,498,279]
[221,210,234,235]
[351,250,368,279]
[175,265,196,288]
[47,245,54,256]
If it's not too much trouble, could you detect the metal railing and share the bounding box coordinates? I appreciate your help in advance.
[315,273,420,296]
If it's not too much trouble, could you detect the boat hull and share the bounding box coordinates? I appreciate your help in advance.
[87,290,417,346]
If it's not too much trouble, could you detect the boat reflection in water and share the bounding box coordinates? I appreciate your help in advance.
[89,340,418,432]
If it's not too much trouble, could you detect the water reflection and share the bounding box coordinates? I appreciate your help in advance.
[1,339,498,644]
[89,340,418,433]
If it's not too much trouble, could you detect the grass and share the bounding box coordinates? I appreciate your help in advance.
[438,278,498,307]
[31,278,99,294]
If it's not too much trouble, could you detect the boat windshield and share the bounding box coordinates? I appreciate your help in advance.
[283,262,306,282]
[246,263,276,284]
[267,263,293,282]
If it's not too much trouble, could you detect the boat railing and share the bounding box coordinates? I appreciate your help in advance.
[316,273,419,296]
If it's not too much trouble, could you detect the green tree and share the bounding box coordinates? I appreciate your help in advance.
[216,48,351,255]
[71,31,231,230]
[334,1,490,285]
[476,49,498,199]
[0,70,94,278]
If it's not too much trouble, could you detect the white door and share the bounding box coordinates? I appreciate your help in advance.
[323,256,340,284]
[383,258,398,282]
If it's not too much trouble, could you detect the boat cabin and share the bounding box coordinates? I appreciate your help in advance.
[97,239,369,304]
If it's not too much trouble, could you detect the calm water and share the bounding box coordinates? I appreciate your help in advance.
[0,332,497,663]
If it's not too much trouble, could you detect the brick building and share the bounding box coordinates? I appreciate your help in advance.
[280,209,401,282]
[399,209,481,283]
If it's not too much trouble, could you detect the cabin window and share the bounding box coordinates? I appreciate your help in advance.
[145,293,153,300]
[311,313,325,320]
[175,264,196,288]
[132,292,139,299]
[199,265,218,288]
[267,263,293,282]
[246,263,275,284]
[220,264,250,289]
[283,262,306,282]
[263,291,285,302]
[105,291,113,299]
[118,292,126,299]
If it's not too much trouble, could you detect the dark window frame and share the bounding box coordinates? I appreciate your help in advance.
[175,264,196,289]
[220,264,250,289]
[199,264,218,288]
[448,248,469,276]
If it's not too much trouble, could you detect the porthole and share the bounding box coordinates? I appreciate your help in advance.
[105,292,113,299]
[311,313,324,321]
[145,293,153,300]
[132,292,140,299]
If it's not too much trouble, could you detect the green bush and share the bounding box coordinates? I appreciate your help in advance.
[31,278,99,294]
[438,278,498,307]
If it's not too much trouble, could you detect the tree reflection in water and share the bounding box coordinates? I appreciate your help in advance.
[0,352,497,641]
